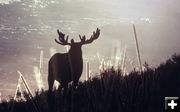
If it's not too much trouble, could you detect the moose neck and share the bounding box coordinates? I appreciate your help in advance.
[68,45,83,63]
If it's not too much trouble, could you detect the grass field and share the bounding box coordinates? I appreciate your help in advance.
[0,54,180,112]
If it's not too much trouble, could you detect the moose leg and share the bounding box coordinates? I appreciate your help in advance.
[48,76,54,92]
[48,77,54,92]
[61,82,68,94]
[48,66,54,92]
[48,67,55,111]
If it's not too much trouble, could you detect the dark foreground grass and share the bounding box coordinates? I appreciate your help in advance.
[0,54,180,112]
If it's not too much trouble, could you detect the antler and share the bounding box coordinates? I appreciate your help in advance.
[79,28,100,44]
[55,29,71,45]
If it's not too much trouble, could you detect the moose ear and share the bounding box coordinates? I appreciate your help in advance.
[71,39,74,43]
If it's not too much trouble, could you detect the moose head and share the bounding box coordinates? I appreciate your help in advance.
[48,28,100,91]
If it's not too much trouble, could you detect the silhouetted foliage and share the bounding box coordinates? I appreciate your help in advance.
[0,54,180,112]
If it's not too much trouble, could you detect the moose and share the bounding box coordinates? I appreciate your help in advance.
[48,28,100,91]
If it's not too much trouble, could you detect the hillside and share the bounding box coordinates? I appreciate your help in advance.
[0,54,180,112]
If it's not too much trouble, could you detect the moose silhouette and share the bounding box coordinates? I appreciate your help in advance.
[48,28,100,91]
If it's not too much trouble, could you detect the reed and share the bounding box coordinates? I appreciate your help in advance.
[132,24,143,72]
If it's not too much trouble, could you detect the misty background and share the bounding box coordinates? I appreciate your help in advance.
[0,0,180,97]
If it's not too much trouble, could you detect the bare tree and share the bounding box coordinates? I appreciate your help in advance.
[48,28,100,91]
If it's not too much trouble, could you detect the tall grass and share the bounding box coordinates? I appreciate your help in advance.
[0,54,180,112]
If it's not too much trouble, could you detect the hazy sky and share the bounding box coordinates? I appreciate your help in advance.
[0,0,180,96]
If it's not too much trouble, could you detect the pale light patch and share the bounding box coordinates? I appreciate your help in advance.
[34,0,40,4]
[53,80,60,90]
[115,48,123,70]
[39,50,43,70]
[0,0,21,5]
[121,46,127,75]
[129,59,135,70]
[106,60,113,68]
[49,47,57,57]
[111,41,124,70]
[86,61,90,81]
[96,52,102,63]
[65,46,70,52]
[99,59,105,71]
[33,66,44,90]
[140,17,152,23]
